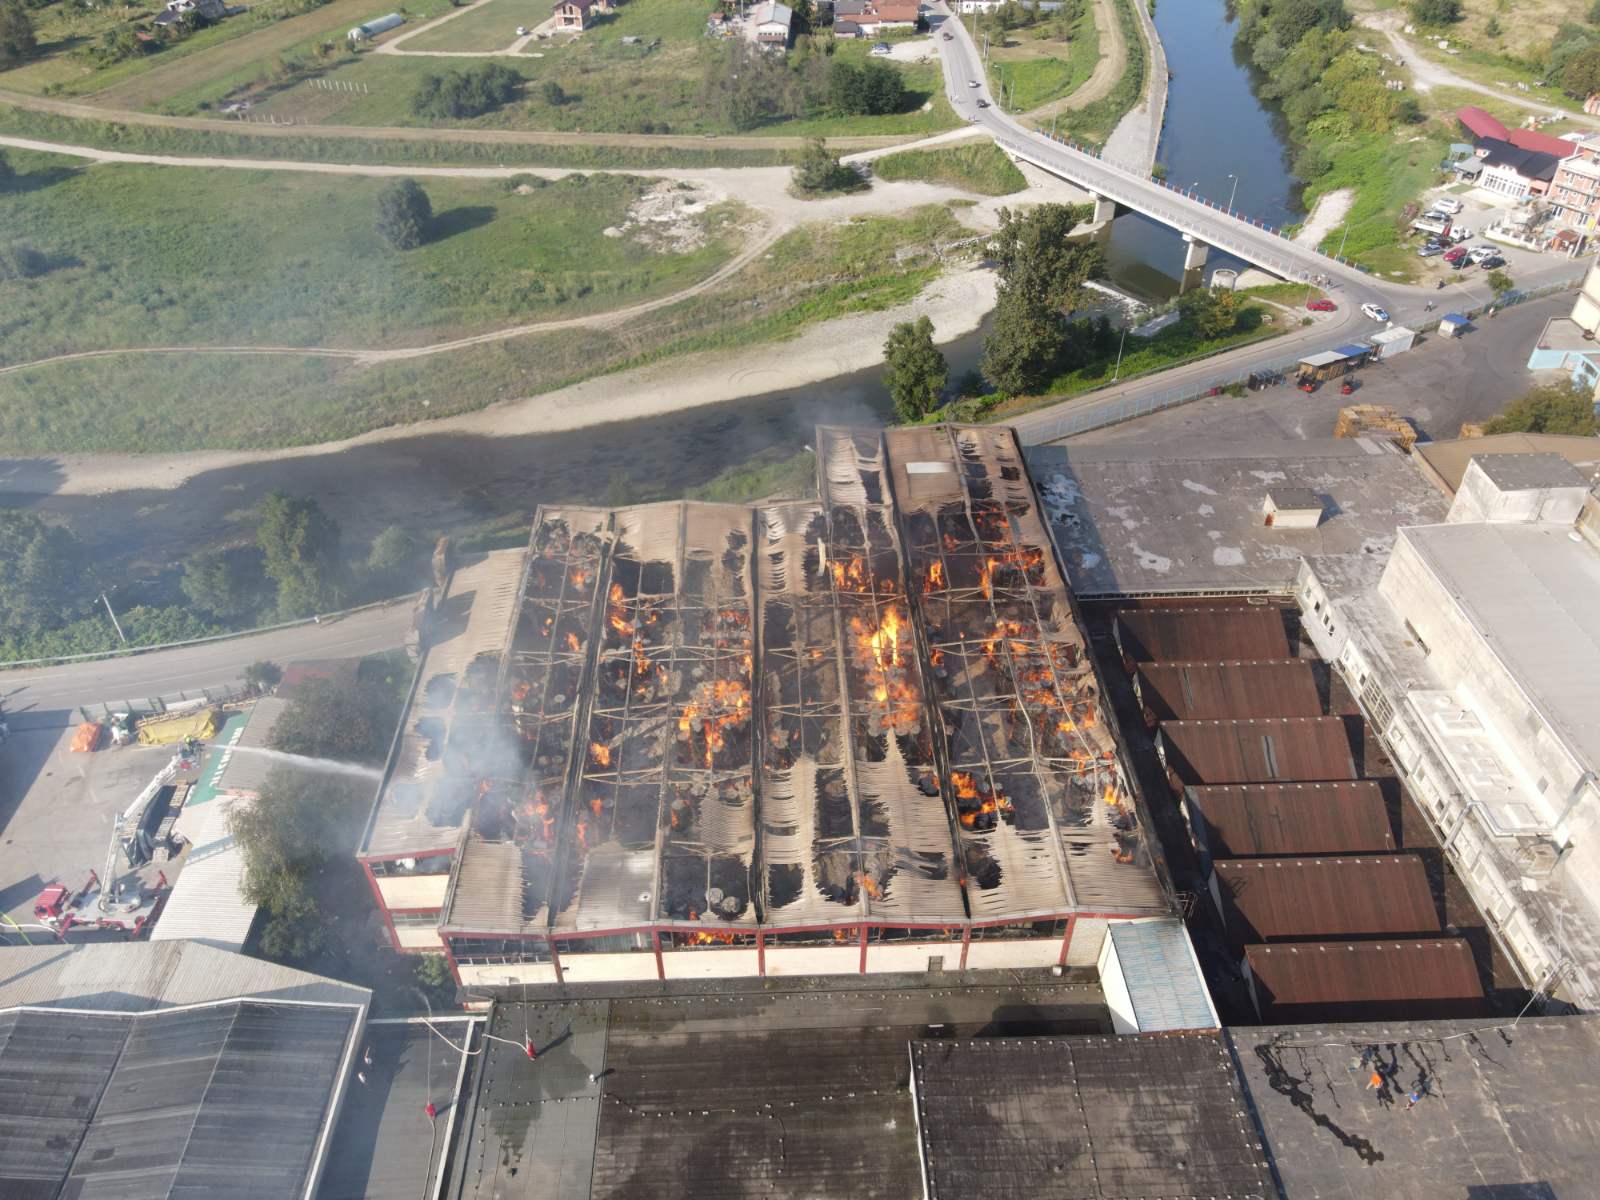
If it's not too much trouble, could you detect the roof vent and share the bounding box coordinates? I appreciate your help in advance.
[1262,488,1324,529]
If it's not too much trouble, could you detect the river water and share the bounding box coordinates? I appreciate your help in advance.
[7,0,1298,581]
[1103,0,1303,298]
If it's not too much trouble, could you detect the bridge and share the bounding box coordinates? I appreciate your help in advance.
[929,2,1415,305]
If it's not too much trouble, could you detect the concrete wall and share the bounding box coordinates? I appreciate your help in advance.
[396,925,444,950]
[1448,460,1587,526]
[1574,263,1600,333]
[1066,918,1108,968]
[763,945,861,977]
[661,949,762,980]
[375,874,451,911]
[457,961,560,988]
[1097,934,1137,1035]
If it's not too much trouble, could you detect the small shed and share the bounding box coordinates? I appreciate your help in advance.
[348,11,403,39]
[1296,344,1368,384]
[1367,325,1417,359]
[1262,487,1324,529]
[1438,312,1470,339]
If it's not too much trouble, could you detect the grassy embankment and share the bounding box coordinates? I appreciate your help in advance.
[0,204,970,453]
[0,150,743,365]
[151,0,959,139]
[970,0,1101,111]
[872,142,1027,194]
[1052,0,1144,146]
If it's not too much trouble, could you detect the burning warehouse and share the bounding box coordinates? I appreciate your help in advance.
[359,426,1171,987]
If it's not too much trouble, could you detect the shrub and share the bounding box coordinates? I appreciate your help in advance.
[410,62,522,119]
[375,178,433,249]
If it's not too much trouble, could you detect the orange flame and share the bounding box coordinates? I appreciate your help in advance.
[857,872,883,900]
[565,632,581,654]
[677,678,752,771]
[589,741,611,768]
[923,560,945,594]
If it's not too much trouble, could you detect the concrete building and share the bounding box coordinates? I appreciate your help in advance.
[752,0,793,46]
[1551,133,1600,232]
[1296,450,1600,1011]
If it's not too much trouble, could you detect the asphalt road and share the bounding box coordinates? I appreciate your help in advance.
[0,600,414,720]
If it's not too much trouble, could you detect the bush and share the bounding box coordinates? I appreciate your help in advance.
[375,178,433,250]
[792,137,865,194]
[1408,0,1461,24]
[414,954,456,1009]
[1484,382,1596,436]
[410,62,522,119]
[826,58,907,116]
[0,0,36,64]
[541,80,567,106]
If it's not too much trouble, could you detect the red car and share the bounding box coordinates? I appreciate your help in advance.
[1307,298,1337,312]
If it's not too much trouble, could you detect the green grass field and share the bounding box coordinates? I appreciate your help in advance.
[982,3,1099,111]
[1054,0,1142,146]
[0,205,967,453]
[1303,128,1452,281]
[872,141,1027,194]
[0,150,742,364]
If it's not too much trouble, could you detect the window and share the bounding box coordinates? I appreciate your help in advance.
[448,937,552,965]
[370,854,453,877]
[391,911,441,929]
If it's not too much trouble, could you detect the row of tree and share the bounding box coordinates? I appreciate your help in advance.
[409,61,522,120]
[703,40,913,132]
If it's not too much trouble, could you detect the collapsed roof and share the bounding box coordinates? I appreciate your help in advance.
[369,425,1169,938]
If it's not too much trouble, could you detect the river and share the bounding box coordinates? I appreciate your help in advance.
[1102,0,1303,298]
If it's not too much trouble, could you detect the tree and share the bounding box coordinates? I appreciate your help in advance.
[1486,269,1515,297]
[415,954,456,1009]
[1484,381,1597,436]
[375,178,432,250]
[1562,43,1600,100]
[826,58,906,115]
[792,138,862,194]
[1484,15,1501,37]
[882,316,949,420]
[0,1,36,65]
[244,659,284,694]
[0,242,47,280]
[269,675,404,765]
[256,489,343,618]
[988,202,1100,312]
[231,767,359,907]
[541,79,567,106]
[1177,286,1243,339]
[180,546,266,622]
[410,61,521,118]
[1591,0,1600,24]
[0,511,87,634]
[981,289,1069,395]
[366,525,417,593]
[1408,0,1460,24]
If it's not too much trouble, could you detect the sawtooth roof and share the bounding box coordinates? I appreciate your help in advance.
[1213,856,1440,945]
[1183,781,1396,858]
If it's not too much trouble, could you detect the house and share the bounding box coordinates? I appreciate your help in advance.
[856,0,919,33]
[834,16,862,35]
[1471,136,1559,201]
[1455,105,1508,142]
[1551,134,1600,232]
[553,0,610,29]
[153,0,226,26]
[1509,126,1582,158]
[753,0,793,47]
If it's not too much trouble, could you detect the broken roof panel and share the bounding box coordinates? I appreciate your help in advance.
[1214,856,1440,945]
[1184,781,1396,858]
[1245,939,1487,1023]
[1135,660,1323,722]
[1113,607,1291,664]
[1156,717,1359,785]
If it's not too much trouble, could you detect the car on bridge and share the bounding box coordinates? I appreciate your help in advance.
[1361,303,1389,322]
[1307,298,1337,312]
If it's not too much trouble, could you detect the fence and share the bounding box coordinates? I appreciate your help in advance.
[1016,272,1586,445]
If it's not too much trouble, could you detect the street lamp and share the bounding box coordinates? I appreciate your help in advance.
[1336,223,1350,260]
[1111,325,1129,383]
[1226,173,1240,212]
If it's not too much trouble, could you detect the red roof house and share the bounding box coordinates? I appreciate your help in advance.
[1456,106,1509,141]
[1510,127,1581,159]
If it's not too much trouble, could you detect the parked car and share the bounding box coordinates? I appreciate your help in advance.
[1450,226,1473,243]
[1307,298,1337,312]
[1443,246,1469,264]
[1361,303,1389,322]
[1434,197,1463,215]
[1468,245,1496,262]
[1477,254,1506,269]
[1412,216,1451,237]
[516,24,528,35]
[1451,256,1474,270]
[1418,243,1445,257]
[870,41,891,56]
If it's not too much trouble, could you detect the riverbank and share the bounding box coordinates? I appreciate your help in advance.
[6,265,997,498]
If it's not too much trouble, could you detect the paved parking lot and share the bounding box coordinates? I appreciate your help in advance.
[1404,180,1578,291]
[1071,290,1573,450]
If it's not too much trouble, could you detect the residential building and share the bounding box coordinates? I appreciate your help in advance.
[1471,136,1559,200]
[753,0,793,46]
[553,0,610,29]
[856,0,919,33]
[1524,260,1600,398]
[1297,452,1600,1012]
[1552,134,1600,231]
[1455,105,1508,142]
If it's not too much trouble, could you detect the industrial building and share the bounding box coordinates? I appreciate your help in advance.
[360,426,1174,988]
[1181,780,1396,863]
[1299,450,1600,1012]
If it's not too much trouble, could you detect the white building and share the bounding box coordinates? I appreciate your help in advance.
[1297,452,1600,1011]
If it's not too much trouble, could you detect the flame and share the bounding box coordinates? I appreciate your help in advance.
[565,632,581,654]
[950,770,980,800]
[857,872,883,900]
[848,607,920,736]
[569,567,590,590]
[923,560,945,594]
[833,928,851,943]
[677,678,752,770]
[589,741,611,768]
[510,681,531,703]
[590,796,604,817]
[607,583,634,640]
[830,556,868,591]
[683,929,737,946]
[950,769,1013,830]
[576,819,588,848]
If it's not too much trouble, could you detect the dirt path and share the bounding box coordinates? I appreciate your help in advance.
[376,1,558,57]
[0,86,916,153]
[1020,0,1125,122]
[1293,188,1353,250]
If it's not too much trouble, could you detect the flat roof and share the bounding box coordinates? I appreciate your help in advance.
[1233,1015,1600,1200]
[1184,781,1396,858]
[1415,433,1600,494]
[909,1034,1273,1200]
[212,695,290,795]
[148,796,258,951]
[1402,521,1600,775]
[1113,607,1291,663]
[1244,939,1486,1023]
[0,999,361,1200]
[1157,717,1359,785]
[1471,449,1590,490]
[1136,660,1323,721]
[1214,856,1440,945]
[1029,438,1448,598]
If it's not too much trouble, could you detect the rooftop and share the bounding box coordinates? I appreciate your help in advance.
[1157,716,1360,786]
[1244,939,1486,1023]
[1234,1015,1600,1200]
[1402,521,1600,775]
[1028,438,1447,599]
[1183,781,1396,858]
[1413,433,1600,495]
[211,695,290,796]
[1214,855,1440,945]
[1135,660,1324,721]
[1471,449,1592,491]
[1113,606,1292,663]
[1530,315,1600,357]
[909,1033,1273,1200]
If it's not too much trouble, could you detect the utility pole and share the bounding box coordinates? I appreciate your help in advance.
[1111,325,1128,382]
[100,592,127,645]
[1336,222,1350,259]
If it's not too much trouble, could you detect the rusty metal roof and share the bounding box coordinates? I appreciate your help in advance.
[1244,940,1487,1023]
[1184,781,1395,858]
[1135,660,1323,721]
[1113,607,1291,664]
[1157,717,1358,785]
[1214,856,1439,945]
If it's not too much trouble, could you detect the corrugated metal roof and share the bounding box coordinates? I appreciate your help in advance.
[1114,607,1291,663]
[1214,856,1439,945]
[1245,939,1486,1023]
[149,798,258,951]
[212,696,291,796]
[1106,918,1219,1032]
[909,1034,1273,1199]
[0,942,369,1013]
[1136,660,1322,721]
[1157,717,1358,785]
[1185,781,1395,858]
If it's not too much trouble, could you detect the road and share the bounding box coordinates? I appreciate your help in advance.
[0,601,413,718]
